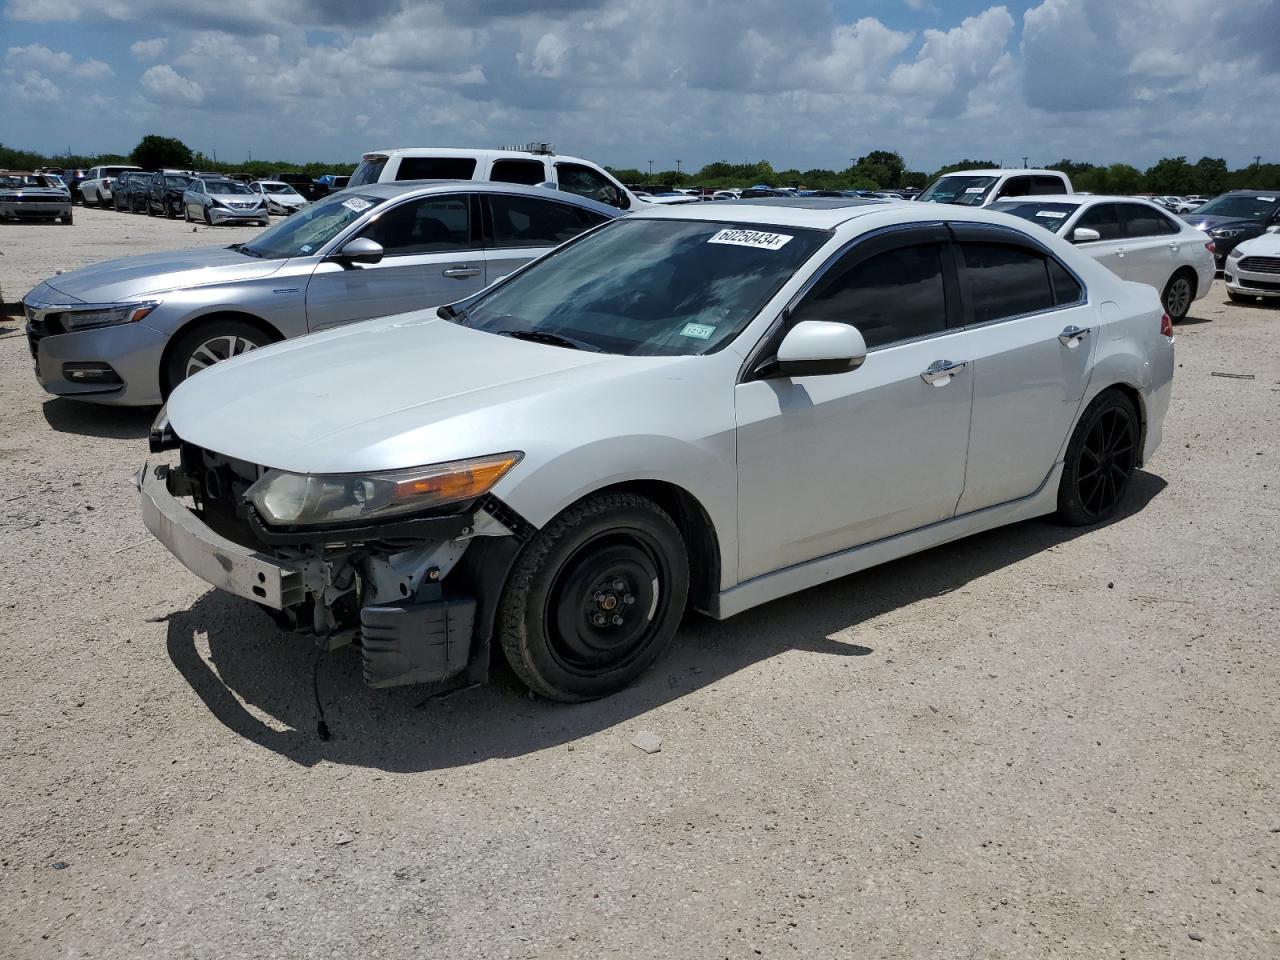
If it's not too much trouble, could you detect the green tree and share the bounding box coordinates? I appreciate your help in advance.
[853,150,906,188]
[1105,163,1143,194]
[1192,156,1229,195]
[931,159,998,179]
[1143,156,1196,194]
[131,134,194,170]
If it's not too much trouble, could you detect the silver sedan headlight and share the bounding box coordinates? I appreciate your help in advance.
[58,300,160,332]
[246,453,523,527]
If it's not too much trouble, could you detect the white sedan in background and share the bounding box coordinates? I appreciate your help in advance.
[1224,229,1280,302]
[250,180,309,216]
[988,195,1215,320]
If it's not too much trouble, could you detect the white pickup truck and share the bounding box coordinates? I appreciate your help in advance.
[78,164,143,207]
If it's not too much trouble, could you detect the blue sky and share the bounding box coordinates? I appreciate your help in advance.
[3,1,1277,174]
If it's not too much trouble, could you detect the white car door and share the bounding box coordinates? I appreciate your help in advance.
[948,225,1097,515]
[1116,202,1179,289]
[1069,202,1129,279]
[305,192,487,331]
[735,227,973,581]
[482,192,612,284]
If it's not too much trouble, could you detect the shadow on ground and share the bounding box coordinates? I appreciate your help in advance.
[42,397,155,439]
[165,471,1167,772]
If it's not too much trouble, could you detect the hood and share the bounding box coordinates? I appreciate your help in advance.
[41,246,284,302]
[1232,231,1280,258]
[166,312,691,474]
[1182,214,1261,231]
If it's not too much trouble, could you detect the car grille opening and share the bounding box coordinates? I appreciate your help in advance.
[1238,256,1280,275]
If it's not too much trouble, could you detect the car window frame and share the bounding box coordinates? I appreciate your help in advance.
[480,191,611,250]
[947,221,1088,328]
[1117,201,1180,238]
[739,222,963,383]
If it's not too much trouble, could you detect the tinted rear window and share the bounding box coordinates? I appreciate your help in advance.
[395,157,478,181]
[961,243,1056,323]
[491,159,547,185]
[348,157,386,187]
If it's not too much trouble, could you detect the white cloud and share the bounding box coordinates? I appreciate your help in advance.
[889,6,1014,114]
[5,44,111,78]
[140,63,205,105]
[131,38,167,61]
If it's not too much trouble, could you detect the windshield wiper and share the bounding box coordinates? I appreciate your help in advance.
[229,243,265,258]
[437,303,471,323]
[498,328,601,352]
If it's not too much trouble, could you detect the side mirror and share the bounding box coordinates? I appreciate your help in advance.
[1071,226,1101,243]
[773,320,867,378]
[336,237,384,265]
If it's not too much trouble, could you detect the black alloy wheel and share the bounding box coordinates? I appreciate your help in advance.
[1057,391,1139,526]
[499,492,689,701]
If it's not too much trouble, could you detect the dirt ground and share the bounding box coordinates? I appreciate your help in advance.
[1,206,1278,959]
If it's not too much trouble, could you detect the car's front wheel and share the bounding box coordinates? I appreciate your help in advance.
[499,492,690,701]
[164,317,272,395]
[1056,390,1140,526]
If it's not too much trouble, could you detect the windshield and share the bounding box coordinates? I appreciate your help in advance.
[452,218,828,356]
[349,157,387,187]
[103,166,138,178]
[916,175,998,206]
[0,174,57,188]
[987,200,1080,233]
[165,175,193,188]
[205,180,253,195]
[262,183,297,195]
[1192,194,1279,221]
[241,193,386,259]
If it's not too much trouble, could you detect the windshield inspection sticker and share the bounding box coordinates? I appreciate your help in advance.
[1037,210,1068,219]
[1258,196,1276,202]
[708,228,793,251]
[680,322,717,340]
[341,197,372,213]
[965,187,986,193]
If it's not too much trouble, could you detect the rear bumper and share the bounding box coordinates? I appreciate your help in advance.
[136,461,305,609]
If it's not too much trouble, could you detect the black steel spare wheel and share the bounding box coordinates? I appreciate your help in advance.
[1057,390,1139,526]
[500,492,689,701]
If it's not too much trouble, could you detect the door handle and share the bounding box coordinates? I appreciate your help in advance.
[920,359,967,385]
[442,266,481,279]
[1058,325,1091,347]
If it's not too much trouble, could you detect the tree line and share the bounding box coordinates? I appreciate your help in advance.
[3,137,1276,195]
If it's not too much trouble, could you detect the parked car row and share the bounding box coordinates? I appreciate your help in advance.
[89,168,311,224]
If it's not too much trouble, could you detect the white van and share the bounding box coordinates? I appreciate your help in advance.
[916,168,1073,207]
[348,146,638,211]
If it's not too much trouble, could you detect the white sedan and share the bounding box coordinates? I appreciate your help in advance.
[1224,229,1280,302]
[139,197,1173,702]
[988,195,1215,320]
[249,180,309,215]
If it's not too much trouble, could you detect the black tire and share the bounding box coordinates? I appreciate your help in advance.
[182,204,189,222]
[498,492,689,702]
[147,199,157,217]
[1056,390,1140,526]
[163,317,271,395]
[203,206,213,226]
[113,195,124,212]
[60,211,73,225]
[1161,270,1196,321]
[167,200,181,219]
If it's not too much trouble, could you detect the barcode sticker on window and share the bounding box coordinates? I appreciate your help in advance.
[1258,196,1276,202]
[342,197,372,212]
[965,187,986,193]
[708,228,793,251]
[680,322,717,340]
[1038,210,1068,219]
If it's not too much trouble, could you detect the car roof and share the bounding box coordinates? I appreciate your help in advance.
[937,168,1066,178]
[990,194,1158,205]
[631,196,1020,230]
[336,179,623,217]
[361,146,594,165]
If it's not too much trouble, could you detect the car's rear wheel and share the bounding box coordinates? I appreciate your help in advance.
[1162,270,1195,321]
[1056,390,1140,526]
[499,492,689,702]
[163,318,271,395]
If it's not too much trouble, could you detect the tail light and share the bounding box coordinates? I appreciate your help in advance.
[1205,240,1216,254]
[1160,312,1173,337]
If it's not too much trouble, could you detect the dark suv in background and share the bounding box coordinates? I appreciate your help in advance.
[112,170,151,213]
[1182,191,1280,269]
[147,171,196,218]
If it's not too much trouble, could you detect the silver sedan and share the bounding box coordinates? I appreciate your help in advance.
[182,178,269,226]
[22,182,620,404]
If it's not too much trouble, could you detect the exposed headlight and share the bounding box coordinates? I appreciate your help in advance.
[246,453,523,527]
[1227,246,1246,259]
[59,300,160,332]
[1210,227,1243,238]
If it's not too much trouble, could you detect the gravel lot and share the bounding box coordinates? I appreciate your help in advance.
[1,206,1278,959]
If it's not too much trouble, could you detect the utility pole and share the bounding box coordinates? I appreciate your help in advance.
[1022,156,1029,168]
[1253,155,1262,167]
[675,159,682,175]
[647,159,653,181]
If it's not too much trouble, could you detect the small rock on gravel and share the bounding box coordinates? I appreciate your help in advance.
[1188,931,1204,942]
[333,831,355,846]
[631,731,662,754]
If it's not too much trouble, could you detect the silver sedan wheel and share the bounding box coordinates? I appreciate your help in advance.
[184,334,260,378]
[1164,275,1193,320]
